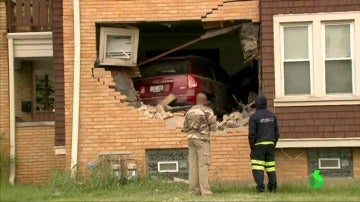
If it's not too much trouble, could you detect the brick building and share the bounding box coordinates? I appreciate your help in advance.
[0,0,359,185]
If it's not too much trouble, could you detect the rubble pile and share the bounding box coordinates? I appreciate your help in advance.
[135,101,255,130]
[136,104,174,120]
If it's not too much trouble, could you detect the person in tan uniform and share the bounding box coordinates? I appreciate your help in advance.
[182,93,217,196]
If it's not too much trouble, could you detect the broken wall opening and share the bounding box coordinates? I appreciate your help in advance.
[95,20,260,122]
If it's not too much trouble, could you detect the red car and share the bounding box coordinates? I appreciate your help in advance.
[133,55,235,116]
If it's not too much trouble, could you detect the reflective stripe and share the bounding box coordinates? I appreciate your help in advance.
[255,141,274,145]
[251,159,265,165]
[264,161,276,166]
[252,165,264,170]
[265,167,276,172]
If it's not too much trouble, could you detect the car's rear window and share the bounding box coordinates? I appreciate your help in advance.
[140,60,189,78]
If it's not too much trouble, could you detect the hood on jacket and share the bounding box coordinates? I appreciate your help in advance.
[255,95,267,109]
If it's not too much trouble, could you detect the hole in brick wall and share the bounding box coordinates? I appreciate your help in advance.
[96,21,260,128]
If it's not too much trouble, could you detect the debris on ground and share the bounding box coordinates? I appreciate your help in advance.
[135,100,255,130]
[173,177,189,184]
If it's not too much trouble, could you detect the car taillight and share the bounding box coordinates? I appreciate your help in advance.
[188,75,198,88]
[140,86,145,94]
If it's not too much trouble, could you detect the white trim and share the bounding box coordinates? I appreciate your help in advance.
[54,146,66,155]
[313,20,322,96]
[273,20,281,98]
[318,158,341,169]
[7,32,52,39]
[273,11,360,22]
[355,15,360,97]
[157,161,179,172]
[276,138,360,148]
[274,96,360,107]
[16,121,55,127]
[7,32,53,58]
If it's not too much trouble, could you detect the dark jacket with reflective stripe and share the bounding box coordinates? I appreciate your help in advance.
[248,95,279,147]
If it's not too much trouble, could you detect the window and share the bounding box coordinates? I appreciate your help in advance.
[35,73,54,111]
[324,23,352,94]
[273,12,360,106]
[146,149,188,180]
[32,68,55,121]
[308,148,352,177]
[158,161,179,172]
[99,27,139,66]
[282,24,312,95]
[318,158,341,169]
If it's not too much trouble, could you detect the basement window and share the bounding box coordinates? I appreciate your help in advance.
[318,158,340,169]
[99,27,139,66]
[308,148,353,177]
[158,161,179,172]
[147,149,188,180]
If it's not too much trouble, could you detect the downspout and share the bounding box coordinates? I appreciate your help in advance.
[7,38,15,185]
[70,0,81,178]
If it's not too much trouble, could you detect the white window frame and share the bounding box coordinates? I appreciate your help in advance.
[322,21,354,95]
[280,23,313,96]
[99,27,139,66]
[157,161,179,173]
[273,12,360,107]
[318,158,341,169]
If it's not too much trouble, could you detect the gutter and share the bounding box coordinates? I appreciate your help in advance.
[71,0,81,178]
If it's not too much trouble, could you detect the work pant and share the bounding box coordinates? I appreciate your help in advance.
[250,144,277,192]
[188,138,212,195]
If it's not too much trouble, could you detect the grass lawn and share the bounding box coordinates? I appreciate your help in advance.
[1,178,360,202]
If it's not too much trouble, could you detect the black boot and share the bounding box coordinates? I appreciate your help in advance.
[256,185,265,193]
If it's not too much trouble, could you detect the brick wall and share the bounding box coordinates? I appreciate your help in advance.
[353,149,360,179]
[203,1,259,22]
[260,0,360,139]
[16,125,65,184]
[0,1,10,154]
[211,129,252,181]
[61,0,260,179]
[275,148,308,181]
[65,67,310,182]
[59,0,359,185]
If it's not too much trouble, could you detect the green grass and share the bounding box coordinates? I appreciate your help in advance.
[1,177,360,202]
